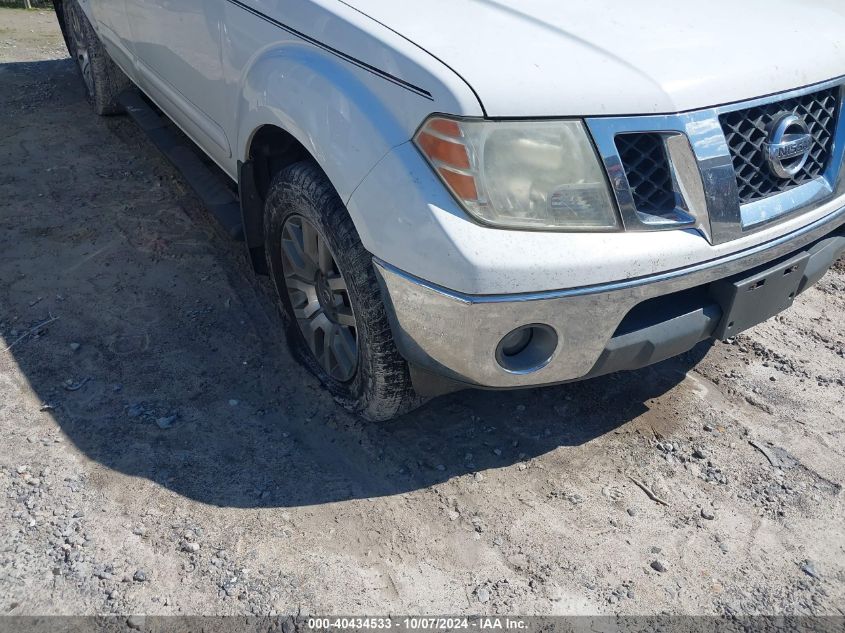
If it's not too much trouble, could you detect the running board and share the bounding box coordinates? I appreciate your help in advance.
[118,91,244,241]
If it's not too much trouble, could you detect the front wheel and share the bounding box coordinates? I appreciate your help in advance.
[264,161,420,421]
[63,0,130,115]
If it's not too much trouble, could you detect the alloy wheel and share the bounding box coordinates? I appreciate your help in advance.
[67,4,94,96]
[280,216,359,382]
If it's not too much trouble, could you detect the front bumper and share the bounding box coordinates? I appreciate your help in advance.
[375,205,845,390]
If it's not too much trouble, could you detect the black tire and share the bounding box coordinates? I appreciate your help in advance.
[265,161,420,422]
[63,0,131,116]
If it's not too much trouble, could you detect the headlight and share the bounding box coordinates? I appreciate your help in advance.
[414,116,619,230]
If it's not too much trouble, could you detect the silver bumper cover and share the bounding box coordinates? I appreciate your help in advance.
[375,205,845,389]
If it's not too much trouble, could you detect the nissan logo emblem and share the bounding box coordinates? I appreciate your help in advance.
[763,113,813,179]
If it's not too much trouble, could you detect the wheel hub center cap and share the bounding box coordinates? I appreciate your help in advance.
[315,273,334,313]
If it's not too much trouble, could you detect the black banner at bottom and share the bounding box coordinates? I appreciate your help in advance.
[0,616,843,633]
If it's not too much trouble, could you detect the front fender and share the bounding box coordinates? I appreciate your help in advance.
[236,42,412,205]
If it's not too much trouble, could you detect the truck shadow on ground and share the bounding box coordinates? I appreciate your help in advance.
[1,57,711,509]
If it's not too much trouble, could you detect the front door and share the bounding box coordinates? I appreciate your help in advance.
[124,0,232,170]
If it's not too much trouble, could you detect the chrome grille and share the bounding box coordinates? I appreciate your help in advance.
[615,133,675,213]
[719,87,840,204]
[587,78,845,245]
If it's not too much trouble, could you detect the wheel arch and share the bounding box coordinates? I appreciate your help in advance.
[235,42,414,274]
[239,123,316,274]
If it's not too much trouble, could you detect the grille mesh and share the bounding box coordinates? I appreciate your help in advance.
[719,87,840,204]
[615,133,676,213]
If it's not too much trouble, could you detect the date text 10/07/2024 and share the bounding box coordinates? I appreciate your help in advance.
[307,618,528,631]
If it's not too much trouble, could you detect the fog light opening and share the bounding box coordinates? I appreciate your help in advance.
[495,324,558,374]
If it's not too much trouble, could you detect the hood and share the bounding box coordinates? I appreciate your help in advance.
[340,0,845,116]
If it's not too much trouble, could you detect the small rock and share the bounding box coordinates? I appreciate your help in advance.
[127,615,145,630]
[229,399,240,407]
[800,560,820,580]
[435,464,446,472]
[719,543,730,553]
[651,560,668,573]
[132,526,147,537]
[476,586,490,603]
[701,508,715,520]
[703,423,715,432]
[493,448,502,457]
[156,415,177,430]
[447,510,459,521]
[127,404,145,418]
[16,465,28,475]
[133,570,147,582]
[692,447,706,460]
[69,343,81,352]
[627,508,638,517]
[182,542,200,553]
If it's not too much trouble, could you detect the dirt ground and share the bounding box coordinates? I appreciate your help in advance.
[1,7,844,618]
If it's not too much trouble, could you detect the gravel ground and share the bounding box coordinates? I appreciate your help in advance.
[1,7,844,618]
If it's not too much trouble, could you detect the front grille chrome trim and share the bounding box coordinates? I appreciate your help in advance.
[587,76,845,245]
[720,87,840,203]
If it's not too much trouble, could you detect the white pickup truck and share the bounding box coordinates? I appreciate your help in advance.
[55,0,845,420]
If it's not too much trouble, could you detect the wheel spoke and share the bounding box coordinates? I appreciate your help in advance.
[330,326,357,380]
[326,274,347,292]
[281,235,317,279]
[304,311,332,360]
[80,56,92,86]
[292,297,321,320]
[337,325,357,359]
[334,306,356,328]
[301,221,320,266]
[69,13,84,50]
[285,275,313,294]
[317,239,333,275]
[305,311,332,336]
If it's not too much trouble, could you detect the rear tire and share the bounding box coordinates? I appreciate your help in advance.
[264,161,421,422]
[63,0,130,116]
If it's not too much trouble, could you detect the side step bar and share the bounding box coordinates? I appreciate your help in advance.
[118,91,244,241]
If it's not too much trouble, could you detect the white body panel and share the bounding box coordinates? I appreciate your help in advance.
[124,0,232,164]
[342,0,845,117]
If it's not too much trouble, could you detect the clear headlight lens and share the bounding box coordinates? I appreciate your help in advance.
[414,116,619,230]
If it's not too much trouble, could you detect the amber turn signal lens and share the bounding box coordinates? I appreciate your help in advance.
[427,118,463,138]
[438,167,478,201]
[415,117,480,204]
[416,132,471,170]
